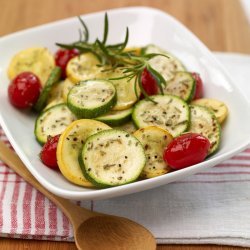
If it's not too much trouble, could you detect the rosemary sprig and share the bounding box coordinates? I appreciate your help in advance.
[56,13,169,102]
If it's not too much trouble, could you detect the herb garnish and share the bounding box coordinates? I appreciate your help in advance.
[56,13,169,102]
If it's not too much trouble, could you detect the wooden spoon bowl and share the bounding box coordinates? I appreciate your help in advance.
[75,216,156,250]
[0,141,156,250]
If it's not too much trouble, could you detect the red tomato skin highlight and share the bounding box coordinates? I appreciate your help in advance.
[192,72,204,100]
[140,68,158,98]
[163,133,210,170]
[55,49,79,79]
[8,72,42,109]
[40,135,60,170]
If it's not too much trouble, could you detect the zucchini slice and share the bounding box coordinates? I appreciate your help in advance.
[79,129,146,188]
[66,53,108,83]
[143,44,185,82]
[57,119,111,187]
[109,68,140,111]
[95,108,133,126]
[191,98,228,124]
[35,104,76,144]
[133,126,173,179]
[7,47,55,86]
[163,72,195,102]
[34,67,62,112]
[189,105,221,155]
[113,121,137,134]
[132,95,190,137]
[67,79,116,118]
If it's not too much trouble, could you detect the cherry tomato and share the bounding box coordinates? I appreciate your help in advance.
[140,68,158,97]
[8,72,42,109]
[163,133,210,170]
[55,48,79,79]
[192,72,204,100]
[40,135,60,169]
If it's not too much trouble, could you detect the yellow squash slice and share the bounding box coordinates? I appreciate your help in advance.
[62,78,75,102]
[47,81,65,104]
[124,47,141,55]
[8,47,55,86]
[66,53,108,83]
[57,119,111,187]
[110,68,140,111]
[191,98,228,124]
[133,126,173,179]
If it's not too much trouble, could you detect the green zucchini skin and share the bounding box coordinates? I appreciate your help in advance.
[34,67,62,112]
[34,103,76,145]
[132,95,190,137]
[79,129,146,188]
[67,79,117,119]
[189,105,221,155]
[95,108,133,126]
[163,71,195,102]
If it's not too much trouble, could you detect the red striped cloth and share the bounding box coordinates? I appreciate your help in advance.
[0,127,75,241]
[1,125,250,243]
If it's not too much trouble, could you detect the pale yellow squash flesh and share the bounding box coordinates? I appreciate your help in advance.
[133,126,173,179]
[66,53,109,83]
[191,98,228,124]
[8,47,55,86]
[109,68,140,111]
[47,80,65,104]
[62,78,75,102]
[57,119,111,187]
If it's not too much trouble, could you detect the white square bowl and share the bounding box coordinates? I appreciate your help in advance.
[1,7,250,200]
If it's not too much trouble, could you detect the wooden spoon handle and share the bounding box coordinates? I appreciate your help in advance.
[0,140,93,223]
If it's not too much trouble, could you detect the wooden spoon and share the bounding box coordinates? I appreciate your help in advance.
[0,140,156,250]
